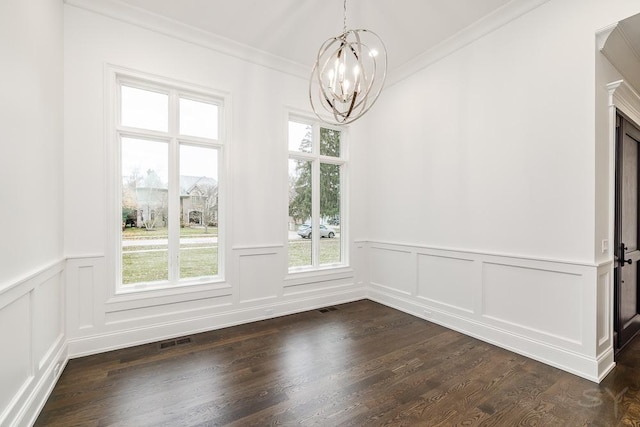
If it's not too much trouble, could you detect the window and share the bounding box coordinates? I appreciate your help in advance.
[117,76,224,291]
[288,117,346,271]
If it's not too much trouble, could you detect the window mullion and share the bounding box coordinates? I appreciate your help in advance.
[168,90,180,283]
[318,155,345,165]
[340,162,347,265]
[116,126,172,141]
[312,124,321,267]
[116,133,124,286]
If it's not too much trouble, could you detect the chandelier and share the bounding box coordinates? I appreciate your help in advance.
[309,0,387,125]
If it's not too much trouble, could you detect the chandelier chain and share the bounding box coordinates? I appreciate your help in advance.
[343,0,347,35]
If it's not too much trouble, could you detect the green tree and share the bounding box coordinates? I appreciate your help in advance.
[289,129,312,223]
[319,128,341,221]
[288,128,341,224]
[122,168,141,227]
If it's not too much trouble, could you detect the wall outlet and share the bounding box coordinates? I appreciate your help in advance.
[264,308,274,316]
[602,239,609,253]
[53,362,61,376]
[423,309,433,318]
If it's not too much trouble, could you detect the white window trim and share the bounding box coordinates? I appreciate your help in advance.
[105,65,232,302]
[286,112,349,276]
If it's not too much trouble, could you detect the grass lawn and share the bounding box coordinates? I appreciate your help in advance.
[122,250,169,284]
[122,226,218,239]
[122,245,218,284]
[288,238,341,268]
[180,247,217,278]
[122,237,341,284]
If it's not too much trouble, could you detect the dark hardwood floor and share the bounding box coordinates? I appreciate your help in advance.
[35,300,640,426]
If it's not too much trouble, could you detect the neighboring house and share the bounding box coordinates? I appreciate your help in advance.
[124,174,217,228]
[134,186,168,228]
[180,175,218,227]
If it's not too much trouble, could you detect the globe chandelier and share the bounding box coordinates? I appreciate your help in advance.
[309,0,387,125]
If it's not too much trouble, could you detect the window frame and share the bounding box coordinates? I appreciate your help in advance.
[107,67,230,300]
[287,114,348,274]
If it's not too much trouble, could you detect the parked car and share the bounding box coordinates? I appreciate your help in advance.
[297,224,335,239]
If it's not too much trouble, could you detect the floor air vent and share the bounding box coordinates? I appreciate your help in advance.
[159,336,193,350]
[318,306,338,313]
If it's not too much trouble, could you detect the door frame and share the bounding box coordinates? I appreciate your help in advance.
[608,80,640,355]
[613,110,640,351]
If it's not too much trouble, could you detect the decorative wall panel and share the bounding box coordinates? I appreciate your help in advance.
[417,253,475,313]
[370,246,414,295]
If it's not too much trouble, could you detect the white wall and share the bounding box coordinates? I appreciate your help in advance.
[0,1,64,285]
[355,0,640,381]
[63,5,366,357]
[4,3,639,424]
[0,1,67,426]
[365,1,598,261]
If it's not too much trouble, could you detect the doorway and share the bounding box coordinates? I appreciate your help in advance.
[614,112,640,352]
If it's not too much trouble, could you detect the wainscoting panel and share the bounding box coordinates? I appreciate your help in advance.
[352,241,368,289]
[482,262,583,345]
[66,249,365,359]
[104,294,235,325]
[0,294,32,418]
[33,274,64,369]
[284,272,355,296]
[596,261,615,376]
[77,265,95,329]
[66,256,105,338]
[597,270,611,347]
[417,253,476,314]
[365,241,611,382]
[238,248,280,303]
[370,245,414,296]
[0,260,67,427]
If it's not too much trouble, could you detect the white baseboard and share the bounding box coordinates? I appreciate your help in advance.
[68,286,366,358]
[18,343,68,427]
[597,348,616,382]
[368,288,607,383]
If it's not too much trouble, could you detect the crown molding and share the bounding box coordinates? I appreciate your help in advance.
[598,21,640,96]
[387,0,551,86]
[596,23,618,52]
[64,0,309,80]
[65,0,551,86]
[617,24,640,66]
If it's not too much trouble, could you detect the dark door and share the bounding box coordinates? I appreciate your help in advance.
[615,112,640,351]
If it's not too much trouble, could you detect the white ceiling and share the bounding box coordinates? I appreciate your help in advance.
[114,0,516,72]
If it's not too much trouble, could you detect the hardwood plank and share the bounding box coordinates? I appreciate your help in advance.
[35,300,640,426]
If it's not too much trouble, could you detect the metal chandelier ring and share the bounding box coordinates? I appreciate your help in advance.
[309,29,387,125]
